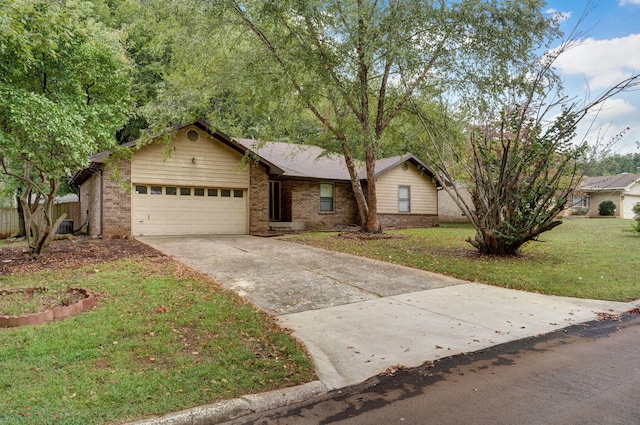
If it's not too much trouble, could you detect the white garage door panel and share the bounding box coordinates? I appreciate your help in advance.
[132,185,247,236]
[623,195,640,219]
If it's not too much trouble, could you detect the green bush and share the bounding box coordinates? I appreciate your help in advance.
[632,203,640,233]
[598,200,616,216]
[572,207,589,216]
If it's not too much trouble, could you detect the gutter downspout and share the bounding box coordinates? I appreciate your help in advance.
[99,169,104,238]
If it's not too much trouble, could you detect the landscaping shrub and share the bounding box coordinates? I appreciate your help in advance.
[572,207,589,216]
[598,200,616,216]
[632,203,640,233]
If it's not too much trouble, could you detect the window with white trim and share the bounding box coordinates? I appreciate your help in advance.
[320,183,334,212]
[398,185,411,212]
[573,194,589,208]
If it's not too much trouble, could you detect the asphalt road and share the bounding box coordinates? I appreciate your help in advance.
[226,315,640,425]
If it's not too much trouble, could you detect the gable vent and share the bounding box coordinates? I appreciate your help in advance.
[186,129,199,142]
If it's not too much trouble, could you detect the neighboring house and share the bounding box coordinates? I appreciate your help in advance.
[70,120,441,237]
[437,184,473,223]
[571,173,640,218]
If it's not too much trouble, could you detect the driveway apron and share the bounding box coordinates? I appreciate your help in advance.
[140,235,635,390]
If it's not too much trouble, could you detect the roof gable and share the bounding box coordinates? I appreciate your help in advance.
[373,154,439,185]
[71,120,282,186]
[580,173,640,191]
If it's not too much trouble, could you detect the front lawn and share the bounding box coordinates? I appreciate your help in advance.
[0,240,315,425]
[288,218,640,302]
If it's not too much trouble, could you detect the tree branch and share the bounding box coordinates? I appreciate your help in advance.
[230,2,339,136]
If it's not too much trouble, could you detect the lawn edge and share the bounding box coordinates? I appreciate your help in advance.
[125,380,328,424]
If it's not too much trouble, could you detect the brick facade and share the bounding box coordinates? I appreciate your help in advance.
[78,161,132,238]
[281,180,359,230]
[378,213,439,229]
[102,161,132,238]
[249,163,270,234]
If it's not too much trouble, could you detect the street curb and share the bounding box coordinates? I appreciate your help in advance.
[125,381,328,425]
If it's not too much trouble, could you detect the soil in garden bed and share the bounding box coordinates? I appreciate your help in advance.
[0,237,164,275]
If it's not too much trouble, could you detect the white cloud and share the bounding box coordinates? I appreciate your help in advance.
[545,8,572,22]
[586,98,637,120]
[619,0,640,6]
[554,34,640,89]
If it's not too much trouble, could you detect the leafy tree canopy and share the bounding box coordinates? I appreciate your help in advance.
[0,0,132,254]
[582,152,640,176]
[412,33,640,255]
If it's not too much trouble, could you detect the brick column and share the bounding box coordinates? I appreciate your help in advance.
[102,160,132,238]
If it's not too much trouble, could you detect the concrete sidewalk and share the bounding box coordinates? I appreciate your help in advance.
[140,235,637,391]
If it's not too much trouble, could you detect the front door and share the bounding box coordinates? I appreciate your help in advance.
[269,181,281,221]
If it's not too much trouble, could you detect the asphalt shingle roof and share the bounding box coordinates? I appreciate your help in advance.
[235,139,352,180]
[235,139,438,183]
[72,119,438,186]
[580,173,640,191]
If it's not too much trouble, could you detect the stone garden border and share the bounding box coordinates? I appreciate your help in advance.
[0,287,95,327]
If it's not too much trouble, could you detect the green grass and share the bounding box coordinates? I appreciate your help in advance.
[0,287,85,316]
[287,218,640,302]
[0,258,315,425]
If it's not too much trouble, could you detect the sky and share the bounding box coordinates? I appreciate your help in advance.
[543,0,640,155]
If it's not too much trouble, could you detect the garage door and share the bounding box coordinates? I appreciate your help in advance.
[132,185,247,236]
[623,194,640,219]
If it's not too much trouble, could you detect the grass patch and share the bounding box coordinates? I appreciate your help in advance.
[287,219,640,302]
[0,258,315,424]
[0,287,85,316]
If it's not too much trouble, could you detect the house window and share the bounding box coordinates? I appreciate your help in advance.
[234,189,244,198]
[398,185,411,212]
[180,187,191,196]
[573,195,589,208]
[135,185,147,194]
[150,186,162,195]
[221,189,231,197]
[208,189,218,197]
[166,187,177,195]
[194,188,205,196]
[320,183,334,212]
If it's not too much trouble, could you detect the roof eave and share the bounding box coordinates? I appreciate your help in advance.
[69,163,104,187]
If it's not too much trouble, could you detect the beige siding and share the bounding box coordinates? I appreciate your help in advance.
[131,126,249,188]
[376,162,437,214]
[438,186,472,222]
[587,193,621,217]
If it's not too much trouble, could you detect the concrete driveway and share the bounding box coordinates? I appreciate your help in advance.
[140,235,636,390]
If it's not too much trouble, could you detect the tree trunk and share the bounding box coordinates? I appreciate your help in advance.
[342,143,369,228]
[18,178,64,257]
[15,194,26,237]
[363,147,381,233]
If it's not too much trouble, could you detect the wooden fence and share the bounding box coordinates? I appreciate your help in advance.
[0,202,81,239]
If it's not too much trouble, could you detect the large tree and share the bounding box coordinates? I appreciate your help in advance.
[0,0,131,255]
[138,0,558,232]
[411,36,640,255]
[223,0,560,232]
